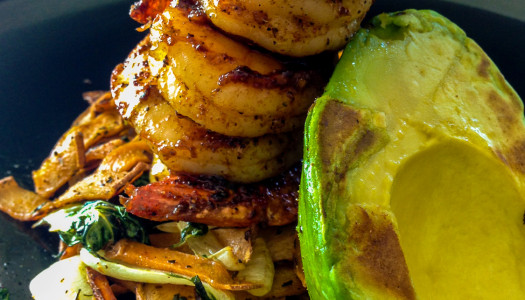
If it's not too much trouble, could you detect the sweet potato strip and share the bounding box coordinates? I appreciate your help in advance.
[77,110,126,148]
[33,109,126,198]
[33,92,124,198]
[86,267,118,300]
[97,139,151,173]
[35,140,152,215]
[32,130,85,198]
[104,239,261,291]
[82,90,110,106]
[56,161,148,204]
[73,91,115,126]
[0,176,50,221]
[59,241,82,260]
[85,139,125,166]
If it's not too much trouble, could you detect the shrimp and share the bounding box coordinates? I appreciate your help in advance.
[121,164,300,227]
[198,0,374,57]
[130,0,373,57]
[145,4,328,137]
[111,38,302,183]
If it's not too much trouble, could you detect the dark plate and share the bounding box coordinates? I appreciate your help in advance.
[0,0,523,298]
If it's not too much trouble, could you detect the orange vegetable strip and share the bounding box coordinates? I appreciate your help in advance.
[77,110,125,148]
[74,91,114,126]
[35,140,152,215]
[97,138,151,173]
[33,109,126,198]
[0,176,49,221]
[58,242,82,260]
[32,130,85,198]
[82,91,110,106]
[38,162,148,215]
[104,239,261,291]
[86,267,118,300]
[85,139,125,165]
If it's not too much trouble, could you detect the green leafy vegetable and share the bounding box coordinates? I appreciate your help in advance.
[0,287,9,300]
[172,222,208,248]
[191,276,216,300]
[34,200,147,252]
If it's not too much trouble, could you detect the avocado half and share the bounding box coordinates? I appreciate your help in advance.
[299,9,525,299]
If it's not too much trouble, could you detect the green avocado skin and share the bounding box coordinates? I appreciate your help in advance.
[297,9,466,299]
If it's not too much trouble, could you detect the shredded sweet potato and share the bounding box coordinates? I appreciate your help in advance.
[33,92,128,199]
[73,91,115,126]
[58,242,82,260]
[32,130,85,198]
[33,108,127,198]
[82,90,111,106]
[97,138,151,173]
[0,176,49,221]
[84,139,125,167]
[77,110,126,148]
[34,139,152,215]
[86,267,118,300]
[104,239,261,291]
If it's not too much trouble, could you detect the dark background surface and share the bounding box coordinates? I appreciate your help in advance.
[0,0,524,298]
[0,1,145,298]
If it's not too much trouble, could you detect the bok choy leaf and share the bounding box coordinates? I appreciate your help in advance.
[34,200,147,252]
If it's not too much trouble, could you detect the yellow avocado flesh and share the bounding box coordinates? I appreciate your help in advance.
[391,140,525,298]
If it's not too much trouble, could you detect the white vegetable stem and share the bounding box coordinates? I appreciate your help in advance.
[236,238,274,296]
[29,255,93,300]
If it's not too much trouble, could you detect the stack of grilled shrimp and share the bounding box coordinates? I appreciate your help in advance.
[111,0,372,225]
